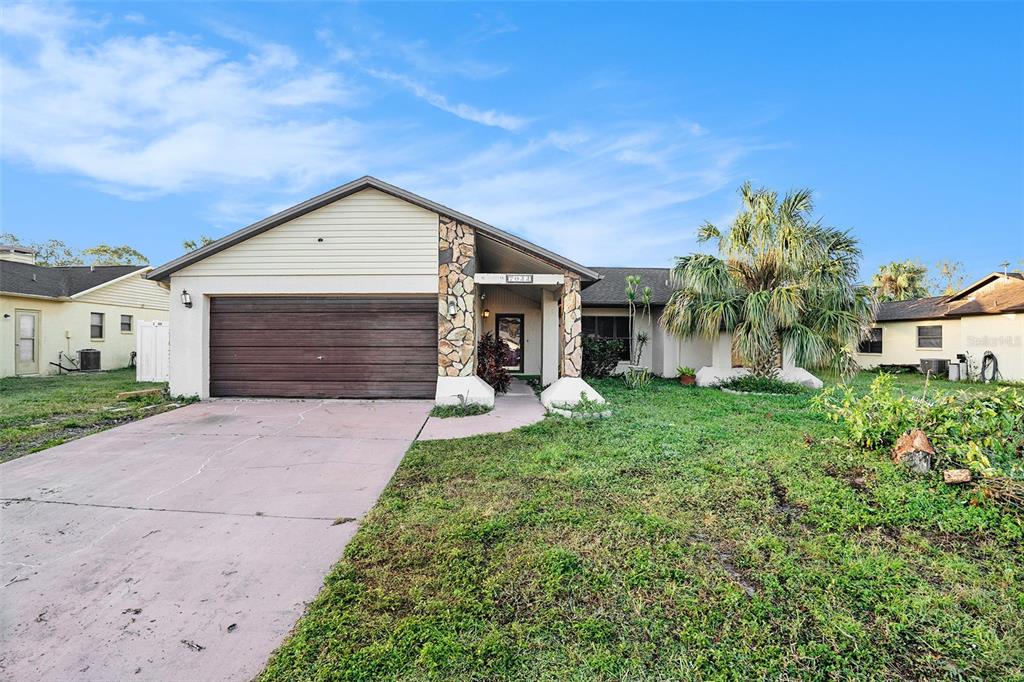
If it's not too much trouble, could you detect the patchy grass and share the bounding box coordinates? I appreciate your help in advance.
[0,368,180,463]
[429,403,494,419]
[262,375,1024,681]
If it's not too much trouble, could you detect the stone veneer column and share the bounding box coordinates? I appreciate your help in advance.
[438,216,476,377]
[561,272,582,377]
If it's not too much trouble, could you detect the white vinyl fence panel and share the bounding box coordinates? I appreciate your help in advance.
[136,321,170,382]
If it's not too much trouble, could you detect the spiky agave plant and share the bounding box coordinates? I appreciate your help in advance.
[662,182,875,378]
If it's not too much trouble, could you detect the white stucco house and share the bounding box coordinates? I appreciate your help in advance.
[1,245,170,377]
[855,272,1024,381]
[145,177,819,407]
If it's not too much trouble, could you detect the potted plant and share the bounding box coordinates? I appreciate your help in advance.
[677,366,696,385]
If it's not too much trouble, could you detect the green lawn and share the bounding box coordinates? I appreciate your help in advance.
[262,374,1023,681]
[0,368,177,463]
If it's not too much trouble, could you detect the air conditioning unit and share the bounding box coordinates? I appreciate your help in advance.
[78,348,101,371]
[920,358,949,376]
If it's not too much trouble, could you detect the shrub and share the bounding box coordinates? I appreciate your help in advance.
[814,373,1024,477]
[676,366,696,377]
[623,366,652,389]
[582,336,623,378]
[477,333,513,394]
[716,375,805,395]
[430,403,493,419]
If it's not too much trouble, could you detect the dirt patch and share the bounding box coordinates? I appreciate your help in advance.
[768,474,806,524]
[0,405,181,464]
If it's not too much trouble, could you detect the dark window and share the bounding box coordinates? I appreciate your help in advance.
[121,315,133,333]
[90,312,104,340]
[917,325,942,349]
[858,327,882,354]
[582,315,631,360]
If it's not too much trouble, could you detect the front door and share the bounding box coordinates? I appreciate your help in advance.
[495,314,525,373]
[15,309,40,375]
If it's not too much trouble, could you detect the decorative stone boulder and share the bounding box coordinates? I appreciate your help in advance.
[892,429,935,475]
[540,377,605,411]
[435,376,495,407]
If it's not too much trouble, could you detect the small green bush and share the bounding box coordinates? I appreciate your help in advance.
[477,332,512,393]
[582,336,623,379]
[429,403,493,419]
[716,375,805,395]
[814,373,1024,477]
[622,366,651,389]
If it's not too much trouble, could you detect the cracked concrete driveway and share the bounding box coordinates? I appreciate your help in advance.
[0,398,432,681]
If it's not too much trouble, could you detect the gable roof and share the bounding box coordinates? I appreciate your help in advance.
[147,176,601,282]
[581,267,675,306]
[874,272,1024,321]
[0,261,147,299]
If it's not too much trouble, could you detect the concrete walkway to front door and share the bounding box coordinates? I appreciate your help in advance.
[418,379,547,440]
[0,398,432,681]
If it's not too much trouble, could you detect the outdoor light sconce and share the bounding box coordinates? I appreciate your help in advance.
[447,300,458,316]
[482,308,491,319]
[180,290,193,308]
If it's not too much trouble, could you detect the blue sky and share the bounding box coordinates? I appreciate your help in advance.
[2,2,1021,284]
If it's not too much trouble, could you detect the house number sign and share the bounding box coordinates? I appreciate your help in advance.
[506,274,534,284]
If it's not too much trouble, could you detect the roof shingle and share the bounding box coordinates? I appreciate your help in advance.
[581,267,674,306]
[0,261,145,298]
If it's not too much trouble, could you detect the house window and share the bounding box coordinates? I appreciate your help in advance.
[581,315,631,360]
[858,327,883,354]
[121,315,133,333]
[917,325,942,349]
[90,312,104,340]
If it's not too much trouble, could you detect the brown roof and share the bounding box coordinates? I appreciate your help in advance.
[875,273,1024,321]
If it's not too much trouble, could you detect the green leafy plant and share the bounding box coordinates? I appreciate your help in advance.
[622,366,652,389]
[624,275,652,365]
[477,333,513,394]
[872,259,929,301]
[430,403,493,419]
[676,366,696,377]
[814,373,1024,477]
[582,336,624,379]
[717,375,805,395]
[662,182,875,378]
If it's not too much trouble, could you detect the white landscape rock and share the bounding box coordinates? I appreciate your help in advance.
[435,376,495,407]
[540,377,606,410]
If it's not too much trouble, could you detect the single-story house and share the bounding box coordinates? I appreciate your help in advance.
[146,176,819,406]
[855,271,1024,381]
[1,246,170,377]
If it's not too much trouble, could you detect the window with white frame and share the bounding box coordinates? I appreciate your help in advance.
[858,327,883,354]
[121,315,133,333]
[90,312,104,340]
[917,325,942,349]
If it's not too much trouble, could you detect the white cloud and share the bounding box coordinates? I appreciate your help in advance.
[1,4,358,195]
[366,68,528,131]
[0,4,766,267]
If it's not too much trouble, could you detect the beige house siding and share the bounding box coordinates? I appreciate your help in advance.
[855,314,1024,381]
[167,188,441,398]
[176,189,438,277]
[1,293,170,377]
[75,272,170,310]
[855,318,963,367]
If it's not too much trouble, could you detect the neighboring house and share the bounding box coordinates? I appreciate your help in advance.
[1,246,170,377]
[145,176,818,406]
[856,272,1024,381]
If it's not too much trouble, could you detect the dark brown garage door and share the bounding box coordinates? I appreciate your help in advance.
[209,296,437,398]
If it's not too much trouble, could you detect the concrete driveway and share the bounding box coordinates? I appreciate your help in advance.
[0,398,432,681]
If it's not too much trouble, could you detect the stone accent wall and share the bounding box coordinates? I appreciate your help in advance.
[561,272,582,378]
[438,217,476,377]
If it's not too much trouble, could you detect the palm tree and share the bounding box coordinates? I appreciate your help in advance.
[662,182,875,378]
[872,260,929,301]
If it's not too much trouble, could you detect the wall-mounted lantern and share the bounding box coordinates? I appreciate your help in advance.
[482,309,491,319]
[180,290,193,308]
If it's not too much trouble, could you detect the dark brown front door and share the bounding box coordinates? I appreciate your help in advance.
[209,296,437,398]
[495,313,525,373]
